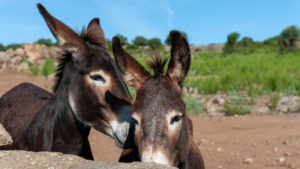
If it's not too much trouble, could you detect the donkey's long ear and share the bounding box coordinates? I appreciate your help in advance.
[86,18,107,49]
[112,36,149,90]
[167,31,191,89]
[37,3,84,49]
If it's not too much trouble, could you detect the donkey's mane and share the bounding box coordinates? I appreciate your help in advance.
[53,28,100,92]
[147,55,169,77]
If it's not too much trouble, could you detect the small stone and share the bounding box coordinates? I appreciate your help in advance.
[243,158,254,165]
[274,148,278,153]
[277,157,285,163]
[218,165,222,168]
[283,140,288,145]
[216,147,222,152]
[284,152,291,157]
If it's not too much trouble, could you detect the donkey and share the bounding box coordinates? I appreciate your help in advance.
[112,31,205,169]
[0,4,134,160]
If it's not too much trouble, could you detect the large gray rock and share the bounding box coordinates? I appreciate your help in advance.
[0,151,88,169]
[276,96,300,113]
[0,123,13,146]
[0,150,177,169]
[70,161,177,169]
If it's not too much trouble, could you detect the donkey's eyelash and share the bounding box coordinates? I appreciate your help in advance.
[132,117,139,125]
[89,74,105,82]
[170,115,183,124]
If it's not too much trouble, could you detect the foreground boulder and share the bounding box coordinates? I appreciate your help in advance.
[70,161,177,169]
[0,123,13,146]
[0,151,176,169]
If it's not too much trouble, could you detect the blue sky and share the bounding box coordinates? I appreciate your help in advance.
[0,0,299,45]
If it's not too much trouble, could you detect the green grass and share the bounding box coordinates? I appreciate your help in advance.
[29,64,40,76]
[184,49,300,96]
[269,92,280,110]
[183,95,204,114]
[223,95,252,115]
[41,58,55,78]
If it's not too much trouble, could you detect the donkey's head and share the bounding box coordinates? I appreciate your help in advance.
[113,31,191,166]
[37,4,134,148]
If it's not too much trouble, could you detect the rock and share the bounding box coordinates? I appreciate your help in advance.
[0,151,88,169]
[277,157,285,163]
[16,62,29,72]
[0,123,13,146]
[206,94,227,115]
[252,105,271,115]
[243,158,254,165]
[0,150,177,169]
[276,96,300,113]
[70,161,177,169]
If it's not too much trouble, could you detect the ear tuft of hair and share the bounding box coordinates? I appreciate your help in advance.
[147,55,168,77]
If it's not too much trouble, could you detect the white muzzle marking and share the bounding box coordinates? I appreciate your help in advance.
[141,146,170,166]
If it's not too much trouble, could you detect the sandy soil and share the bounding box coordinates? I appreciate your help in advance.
[1,70,299,169]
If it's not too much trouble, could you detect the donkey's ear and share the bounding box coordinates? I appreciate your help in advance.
[37,3,84,50]
[112,36,149,90]
[86,18,107,49]
[167,31,191,89]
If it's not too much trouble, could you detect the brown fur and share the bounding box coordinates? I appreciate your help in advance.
[113,31,205,169]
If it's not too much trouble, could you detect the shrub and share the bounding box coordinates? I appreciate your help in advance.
[279,25,300,53]
[165,31,188,45]
[5,43,21,51]
[269,92,280,110]
[132,36,147,46]
[41,58,55,78]
[184,95,204,114]
[223,32,240,55]
[29,64,40,76]
[147,38,162,49]
[115,34,128,45]
[223,95,252,115]
[106,39,112,53]
[0,43,4,51]
[35,38,57,46]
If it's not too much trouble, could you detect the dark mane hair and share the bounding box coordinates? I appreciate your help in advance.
[147,55,169,77]
[53,29,96,93]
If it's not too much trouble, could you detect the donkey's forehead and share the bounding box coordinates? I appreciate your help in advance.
[132,76,185,115]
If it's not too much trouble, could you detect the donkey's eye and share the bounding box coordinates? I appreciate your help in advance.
[170,115,182,124]
[89,74,105,82]
[132,117,139,125]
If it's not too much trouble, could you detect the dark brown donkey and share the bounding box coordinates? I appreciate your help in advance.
[112,31,205,169]
[0,4,134,159]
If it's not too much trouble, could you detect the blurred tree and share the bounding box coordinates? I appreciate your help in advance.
[164,31,188,45]
[240,37,253,47]
[147,38,162,49]
[132,36,147,46]
[35,38,57,46]
[223,32,240,55]
[0,43,4,51]
[279,25,300,53]
[5,43,21,51]
[115,34,128,45]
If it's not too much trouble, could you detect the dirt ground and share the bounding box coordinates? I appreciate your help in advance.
[0,70,300,169]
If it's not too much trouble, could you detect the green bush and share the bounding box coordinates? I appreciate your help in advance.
[5,43,21,51]
[41,58,55,78]
[184,95,204,114]
[29,64,40,76]
[35,38,57,46]
[223,95,252,115]
[147,38,162,49]
[223,32,240,55]
[0,43,4,51]
[132,36,147,46]
[279,25,300,53]
[269,92,280,110]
